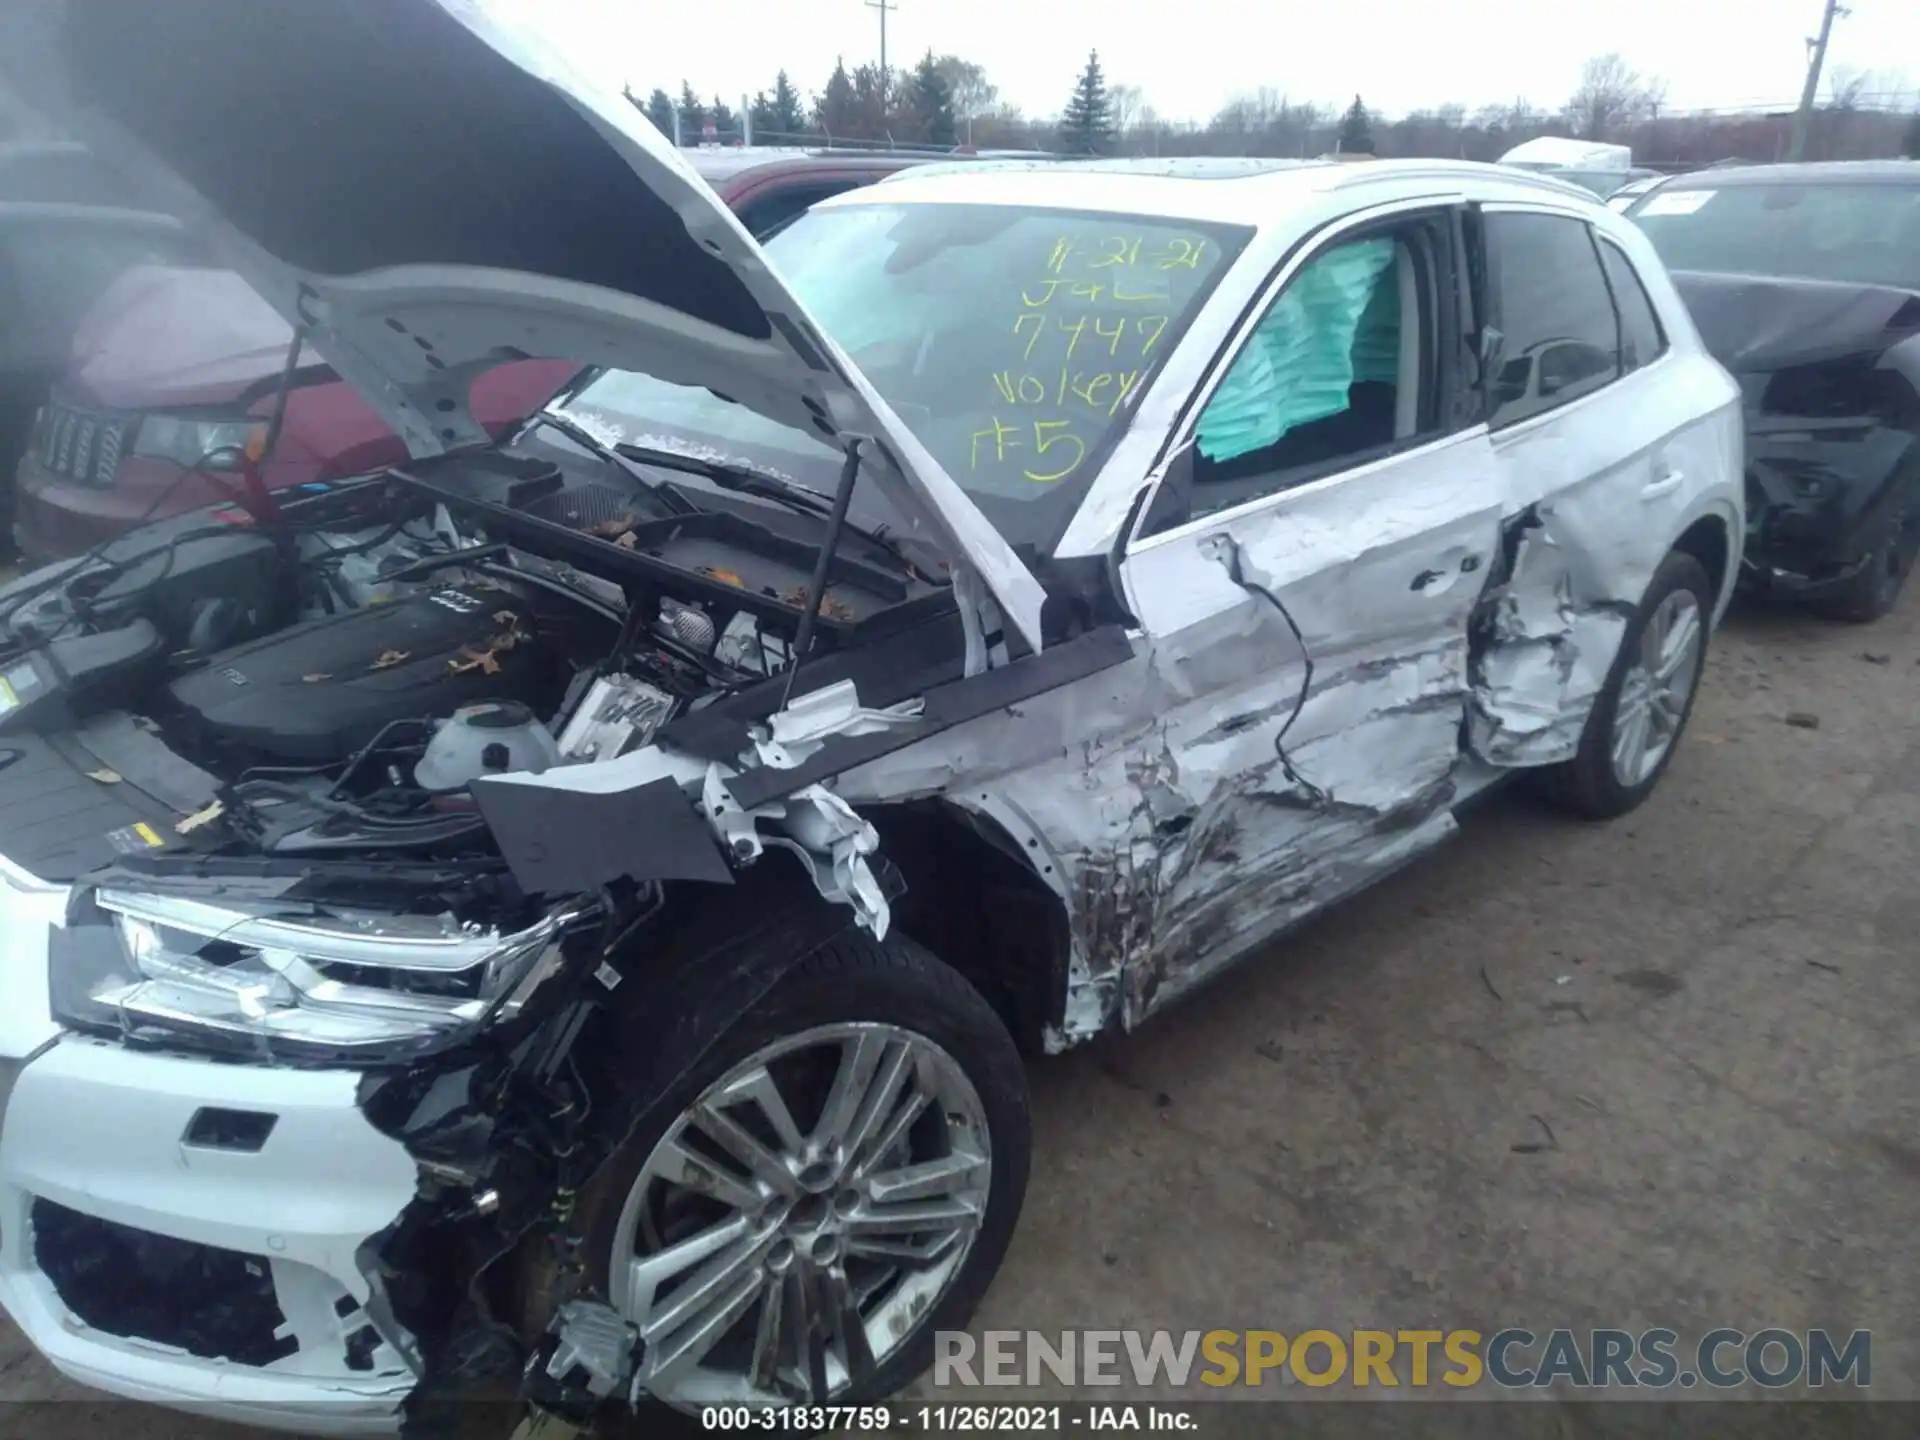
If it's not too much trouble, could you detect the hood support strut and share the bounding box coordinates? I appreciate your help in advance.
[780,436,995,700]
[231,322,308,528]
[782,438,868,708]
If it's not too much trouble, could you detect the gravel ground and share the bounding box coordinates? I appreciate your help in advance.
[2,584,1917,1435]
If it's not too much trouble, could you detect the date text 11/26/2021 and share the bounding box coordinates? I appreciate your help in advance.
[699,1404,1198,1431]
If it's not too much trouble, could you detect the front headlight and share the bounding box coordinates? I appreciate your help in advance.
[50,890,588,1062]
[130,416,264,470]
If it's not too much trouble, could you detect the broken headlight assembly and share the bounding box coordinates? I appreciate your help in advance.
[48,889,591,1062]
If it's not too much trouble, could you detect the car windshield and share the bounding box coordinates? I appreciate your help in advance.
[556,201,1250,551]
[1630,181,1920,291]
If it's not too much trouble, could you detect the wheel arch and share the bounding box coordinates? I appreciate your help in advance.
[863,798,1074,1058]
[1671,507,1736,622]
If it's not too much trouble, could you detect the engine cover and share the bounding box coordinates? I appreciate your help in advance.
[168,585,546,764]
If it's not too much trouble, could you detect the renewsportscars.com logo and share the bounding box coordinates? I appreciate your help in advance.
[935,1328,1873,1390]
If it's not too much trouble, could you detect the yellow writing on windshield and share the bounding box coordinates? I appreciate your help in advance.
[971,231,1209,486]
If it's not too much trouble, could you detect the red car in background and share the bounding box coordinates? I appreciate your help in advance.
[11,147,947,563]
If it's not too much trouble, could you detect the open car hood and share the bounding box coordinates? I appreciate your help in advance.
[5,0,1047,649]
[1670,270,1920,373]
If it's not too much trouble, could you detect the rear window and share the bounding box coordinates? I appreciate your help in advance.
[1629,182,1920,291]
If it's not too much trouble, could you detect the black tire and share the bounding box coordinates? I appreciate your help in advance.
[1535,550,1715,820]
[576,926,1031,1430]
[1816,527,1912,624]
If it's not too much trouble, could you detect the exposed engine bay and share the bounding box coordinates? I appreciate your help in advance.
[0,446,985,1424]
[0,451,945,881]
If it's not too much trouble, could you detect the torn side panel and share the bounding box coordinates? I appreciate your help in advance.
[1468,321,1743,766]
[834,458,1496,1048]
[1466,507,1633,768]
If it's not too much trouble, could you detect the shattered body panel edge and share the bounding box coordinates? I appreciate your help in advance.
[1464,355,1744,768]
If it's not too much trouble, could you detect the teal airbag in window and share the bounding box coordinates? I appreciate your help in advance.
[1349,261,1402,385]
[1196,238,1397,463]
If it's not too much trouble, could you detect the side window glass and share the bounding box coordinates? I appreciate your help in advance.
[738,181,857,241]
[1485,213,1620,428]
[1183,228,1427,520]
[1598,239,1667,374]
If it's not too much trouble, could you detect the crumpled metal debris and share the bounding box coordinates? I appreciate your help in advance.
[1468,510,1632,768]
[702,765,890,937]
[752,679,925,770]
[540,1300,643,1405]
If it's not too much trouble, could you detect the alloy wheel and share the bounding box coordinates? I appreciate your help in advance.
[610,1022,992,1409]
[1609,588,1705,789]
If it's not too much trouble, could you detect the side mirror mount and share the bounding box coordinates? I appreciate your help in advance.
[1480,324,1506,373]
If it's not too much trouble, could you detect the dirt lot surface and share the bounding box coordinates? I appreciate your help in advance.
[3,588,1917,1434]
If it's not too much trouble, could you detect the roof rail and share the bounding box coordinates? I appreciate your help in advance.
[667,134,1068,161]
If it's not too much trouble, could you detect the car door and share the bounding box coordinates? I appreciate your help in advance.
[1466,202,1708,767]
[1113,200,1504,1007]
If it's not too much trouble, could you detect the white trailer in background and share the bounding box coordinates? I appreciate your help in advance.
[1500,136,1634,171]
[1499,136,1642,197]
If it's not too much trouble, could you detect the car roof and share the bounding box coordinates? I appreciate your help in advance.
[828,156,1607,225]
[1656,160,1920,189]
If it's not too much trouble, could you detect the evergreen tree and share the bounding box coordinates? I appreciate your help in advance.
[770,70,808,140]
[1059,50,1117,155]
[643,87,675,138]
[710,95,738,143]
[907,50,958,146]
[849,64,897,138]
[1338,95,1375,154]
[749,92,776,145]
[814,58,858,137]
[676,82,705,139]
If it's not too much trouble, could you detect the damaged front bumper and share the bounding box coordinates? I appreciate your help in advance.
[0,859,423,1435]
[1739,548,1876,601]
[1737,432,1920,599]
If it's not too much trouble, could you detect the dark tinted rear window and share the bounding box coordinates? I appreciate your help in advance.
[1630,181,1920,291]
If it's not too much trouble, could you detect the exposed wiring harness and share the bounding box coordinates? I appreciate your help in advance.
[1208,532,1330,807]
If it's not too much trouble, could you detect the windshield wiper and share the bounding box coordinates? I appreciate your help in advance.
[610,440,937,580]
[611,439,834,515]
[525,412,696,515]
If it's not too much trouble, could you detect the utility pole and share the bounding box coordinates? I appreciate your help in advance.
[1788,0,1847,161]
[865,0,896,114]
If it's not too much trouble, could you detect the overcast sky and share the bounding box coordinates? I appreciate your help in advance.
[503,0,1917,123]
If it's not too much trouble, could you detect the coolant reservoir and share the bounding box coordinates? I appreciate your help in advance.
[414,701,561,792]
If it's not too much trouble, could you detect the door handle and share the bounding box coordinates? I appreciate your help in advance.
[1642,464,1683,501]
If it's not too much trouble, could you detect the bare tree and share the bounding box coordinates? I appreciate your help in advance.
[1211,87,1283,135]
[1109,83,1145,137]
[1827,65,1869,110]
[1816,64,1871,159]
[1563,53,1660,141]
[933,56,997,127]
[1133,101,1167,155]
[1859,69,1916,108]
[971,100,1036,150]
